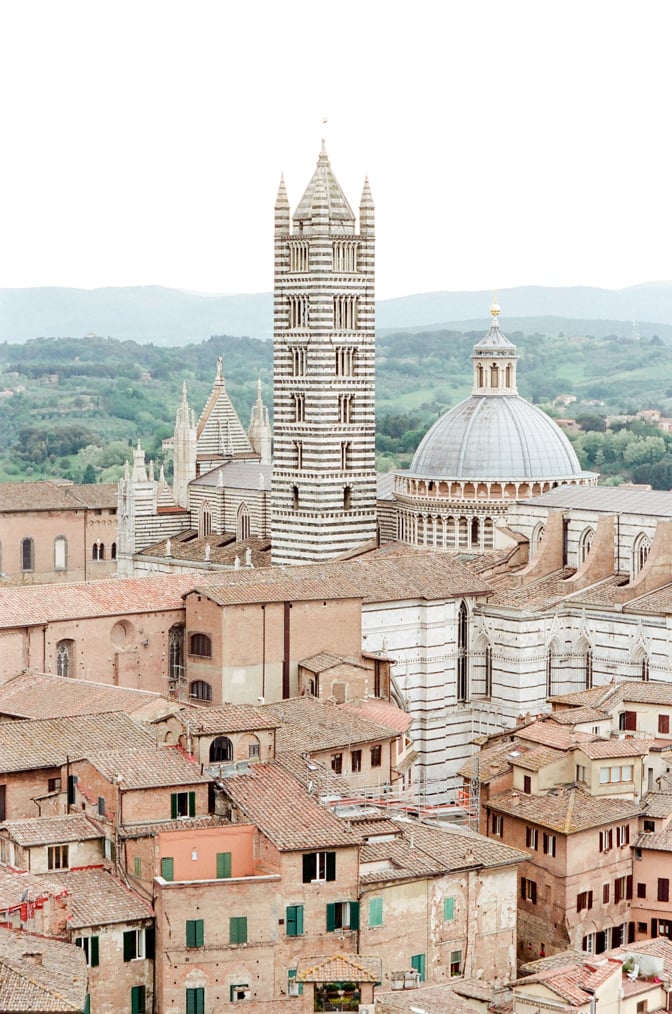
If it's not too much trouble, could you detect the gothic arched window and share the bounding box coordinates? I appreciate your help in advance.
[169,625,184,684]
[56,639,74,677]
[21,537,34,572]
[237,503,251,541]
[632,533,651,579]
[54,535,67,571]
[457,601,469,703]
[189,633,212,658]
[578,528,594,565]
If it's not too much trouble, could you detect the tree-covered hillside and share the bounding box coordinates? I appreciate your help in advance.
[2,327,672,487]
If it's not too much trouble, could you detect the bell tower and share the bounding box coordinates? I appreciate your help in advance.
[271,145,377,564]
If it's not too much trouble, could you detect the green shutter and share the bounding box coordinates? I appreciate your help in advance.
[186,919,204,947]
[326,903,336,932]
[161,857,174,881]
[326,851,336,881]
[90,935,99,967]
[134,856,142,877]
[170,793,178,819]
[123,929,134,962]
[144,926,154,959]
[411,953,426,982]
[288,969,304,996]
[188,791,196,817]
[368,896,383,927]
[131,985,145,1014]
[186,987,204,1014]
[82,995,90,1014]
[444,896,455,921]
[67,774,77,806]
[286,904,304,936]
[349,901,359,930]
[230,916,247,945]
[302,853,312,883]
[216,851,232,878]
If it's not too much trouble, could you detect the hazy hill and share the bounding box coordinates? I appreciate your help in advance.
[2,282,672,344]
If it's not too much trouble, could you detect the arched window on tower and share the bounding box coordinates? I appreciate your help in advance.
[111,542,117,560]
[585,648,593,690]
[56,639,74,677]
[209,736,233,763]
[546,647,553,698]
[470,517,480,549]
[490,363,499,388]
[343,486,352,511]
[632,533,651,579]
[457,601,469,703]
[505,363,512,387]
[641,655,650,682]
[483,517,494,549]
[477,364,484,387]
[201,504,212,538]
[484,644,493,698]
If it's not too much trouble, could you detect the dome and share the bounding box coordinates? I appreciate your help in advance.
[409,394,585,481]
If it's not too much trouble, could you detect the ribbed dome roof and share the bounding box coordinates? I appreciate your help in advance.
[409,395,584,481]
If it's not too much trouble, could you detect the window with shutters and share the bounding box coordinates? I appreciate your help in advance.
[186,987,205,1014]
[491,813,503,837]
[229,916,248,945]
[449,950,463,977]
[286,904,304,936]
[123,927,154,961]
[75,936,99,967]
[303,851,336,883]
[443,896,455,922]
[287,969,303,996]
[525,827,538,850]
[130,986,146,1014]
[331,753,343,774]
[368,897,383,927]
[659,714,671,735]
[617,824,630,847]
[160,857,174,881]
[659,878,670,902]
[216,852,232,879]
[599,829,613,852]
[577,890,593,912]
[326,901,359,931]
[171,791,195,819]
[411,953,426,982]
[614,875,632,903]
[521,878,537,904]
[189,633,212,658]
[370,745,382,768]
[351,749,362,773]
[186,919,204,948]
[603,883,610,904]
[543,833,556,857]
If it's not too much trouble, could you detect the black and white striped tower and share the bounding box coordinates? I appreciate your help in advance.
[271,144,377,564]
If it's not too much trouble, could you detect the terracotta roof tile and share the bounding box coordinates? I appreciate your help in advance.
[272,751,354,799]
[0,925,87,1011]
[140,532,272,568]
[642,792,672,818]
[220,761,359,850]
[517,957,619,1006]
[37,867,153,927]
[180,704,280,734]
[488,786,641,833]
[375,984,482,1013]
[340,700,413,734]
[359,819,527,883]
[458,741,521,782]
[515,721,595,751]
[264,697,394,753]
[119,815,230,838]
[579,737,652,758]
[0,672,163,720]
[635,830,672,852]
[549,705,611,725]
[296,952,381,983]
[0,573,197,627]
[0,712,154,773]
[86,747,208,790]
[1,814,102,847]
[513,745,566,772]
[0,869,60,912]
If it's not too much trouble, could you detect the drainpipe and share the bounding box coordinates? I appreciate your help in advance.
[283,602,291,699]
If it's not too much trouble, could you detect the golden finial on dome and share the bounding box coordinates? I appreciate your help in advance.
[491,293,501,318]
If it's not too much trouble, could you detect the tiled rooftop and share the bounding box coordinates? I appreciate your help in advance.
[264,697,394,753]
[299,652,359,674]
[552,681,672,710]
[179,704,280,735]
[488,785,641,832]
[515,956,619,1006]
[0,480,115,513]
[642,792,672,819]
[579,737,652,759]
[85,746,208,790]
[0,712,154,773]
[0,671,163,720]
[0,869,58,912]
[0,572,197,627]
[375,984,483,1013]
[515,720,595,752]
[273,751,354,799]
[219,761,359,851]
[521,485,672,516]
[1,814,102,847]
[459,741,522,783]
[0,925,87,1012]
[549,705,611,725]
[340,699,413,734]
[359,819,528,884]
[635,830,672,852]
[512,745,567,772]
[119,815,230,838]
[38,867,153,927]
[296,952,381,983]
[140,532,272,568]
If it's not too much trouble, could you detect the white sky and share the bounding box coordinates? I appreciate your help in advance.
[0,0,669,300]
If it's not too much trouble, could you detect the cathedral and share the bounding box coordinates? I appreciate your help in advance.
[114,144,672,795]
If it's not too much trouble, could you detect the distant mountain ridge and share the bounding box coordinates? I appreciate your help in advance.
[2,282,672,344]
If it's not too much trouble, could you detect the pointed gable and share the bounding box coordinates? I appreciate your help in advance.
[195,358,255,462]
